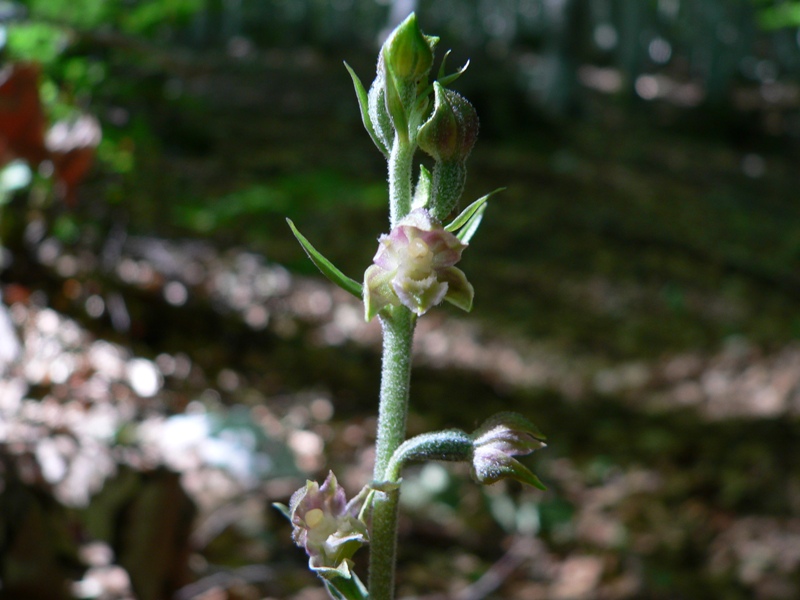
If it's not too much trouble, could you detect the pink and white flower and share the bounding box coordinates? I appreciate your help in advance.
[364,208,473,320]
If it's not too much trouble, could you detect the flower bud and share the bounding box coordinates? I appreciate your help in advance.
[287,472,369,577]
[382,13,436,86]
[417,82,478,164]
[470,412,547,489]
[364,208,473,320]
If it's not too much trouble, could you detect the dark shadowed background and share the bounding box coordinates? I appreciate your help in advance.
[0,1,799,599]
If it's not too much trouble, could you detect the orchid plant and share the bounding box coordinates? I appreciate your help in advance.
[278,14,547,600]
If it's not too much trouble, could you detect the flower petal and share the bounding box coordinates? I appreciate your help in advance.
[394,273,448,316]
[364,264,398,321]
[439,267,474,312]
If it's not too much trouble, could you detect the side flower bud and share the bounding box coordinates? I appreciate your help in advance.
[364,208,474,320]
[417,82,478,164]
[470,412,547,489]
[417,82,479,219]
[286,472,369,578]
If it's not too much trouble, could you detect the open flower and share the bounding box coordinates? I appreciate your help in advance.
[364,208,473,320]
[288,472,369,578]
[470,412,547,489]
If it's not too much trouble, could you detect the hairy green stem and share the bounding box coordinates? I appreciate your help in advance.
[388,137,413,227]
[369,122,417,600]
[373,308,416,478]
[368,298,416,599]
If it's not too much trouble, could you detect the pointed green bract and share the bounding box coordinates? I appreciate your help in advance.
[456,203,486,244]
[445,188,503,233]
[436,59,470,88]
[344,61,389,157]
[287,219,363,299]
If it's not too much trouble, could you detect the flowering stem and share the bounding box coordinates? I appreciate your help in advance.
[369,126,417,599]
[388,137,413,227]
[374,308,416,478]
[369,305,416,599]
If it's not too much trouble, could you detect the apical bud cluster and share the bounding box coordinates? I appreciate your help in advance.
[352,14,478,220]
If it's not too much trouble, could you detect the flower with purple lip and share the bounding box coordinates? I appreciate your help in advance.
[364,208,473,320]
[288,471,369,578]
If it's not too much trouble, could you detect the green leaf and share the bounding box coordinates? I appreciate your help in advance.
[287,219,363,299]
[445,187,503,243]
[344,62,389,157]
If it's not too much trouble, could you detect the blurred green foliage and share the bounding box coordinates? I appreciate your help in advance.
[6,0,800,120]
[173,171,386,235]
[757,0,800,29]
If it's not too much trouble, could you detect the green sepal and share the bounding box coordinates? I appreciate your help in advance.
[383,55,410,145]
[437,58,470,88]
[445,187,504,243]
[363,263,396,321]
[437,49,452,80]
[440,267,474,312]
[344,61,389,157]
[506,463,547,490]
[287,219,363,299]
[416,56,470,109]
[320,567,369,600]
[272,502,291,520]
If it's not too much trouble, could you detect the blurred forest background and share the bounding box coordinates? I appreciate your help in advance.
[1,0,799,599]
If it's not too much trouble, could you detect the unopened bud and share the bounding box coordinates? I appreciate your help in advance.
[417,82,478,163]
[382,13,436,85]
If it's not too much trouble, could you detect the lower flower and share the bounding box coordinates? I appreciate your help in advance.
[286,472,369,577]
